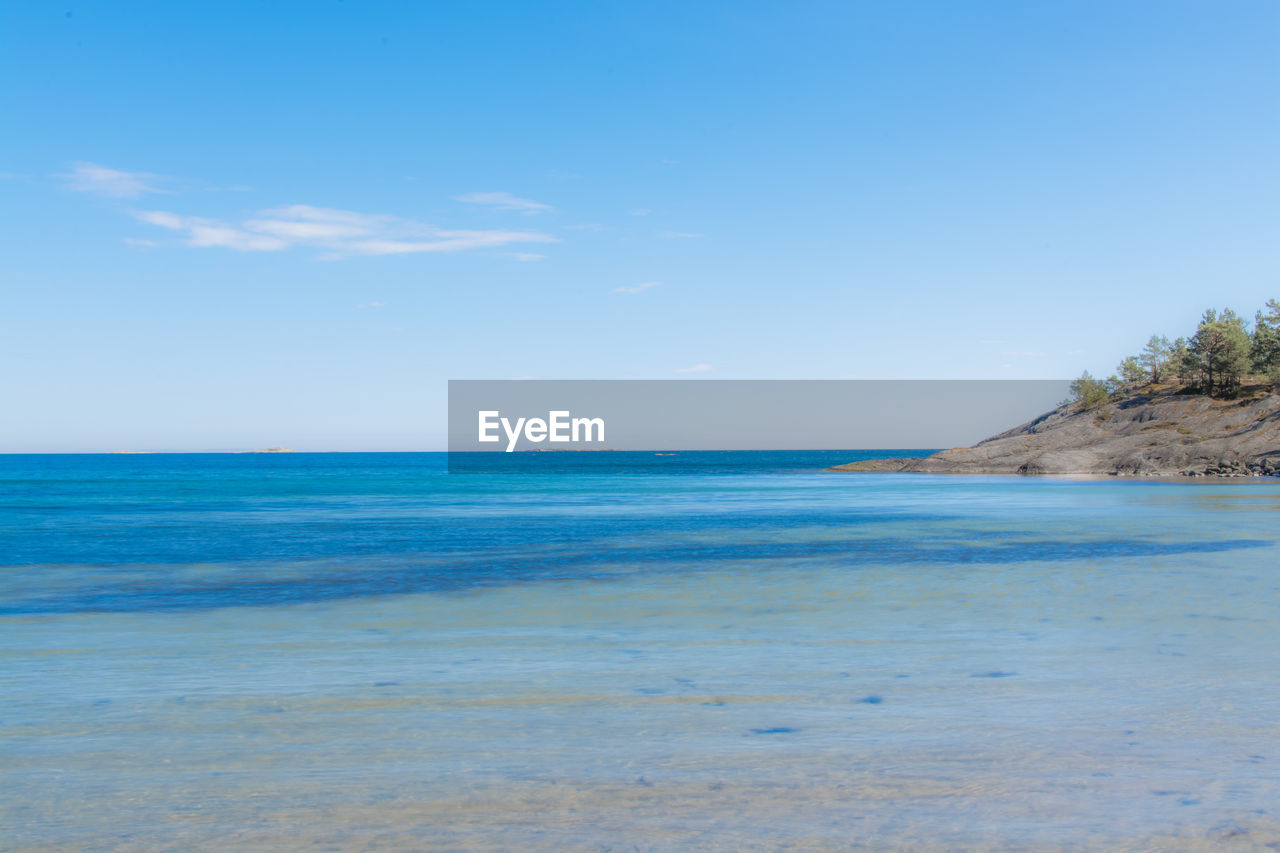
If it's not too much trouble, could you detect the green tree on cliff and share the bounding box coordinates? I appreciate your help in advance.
[1074,299,1277,400]
[1069,371,1110,410]
[1252,299,1280,384]
[1138,334,1172,382]
[1117,355,1146,385]
[1189,308,1251,396]
[1170,337,1194,385]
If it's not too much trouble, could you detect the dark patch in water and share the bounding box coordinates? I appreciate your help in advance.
[972,671,1017,678]
[373,681,400,687]
[751,727,797,735]
[858,695,884,704]
[5,529,1268,615]
[0,454,1271,615]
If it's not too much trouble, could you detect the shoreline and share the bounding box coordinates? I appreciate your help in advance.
[831,383,1280,478]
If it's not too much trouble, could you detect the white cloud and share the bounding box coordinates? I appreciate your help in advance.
[246,204,384,241]
[657,230,703,239]
[454,191,552,214]
[357,301,386,309]
[62,162,167,198]
[629,208,652,216]
[132,204,557,258]
[613,281,662,294]
[674,362,713,374]
[134,210,289,251]
[122,237,157,249]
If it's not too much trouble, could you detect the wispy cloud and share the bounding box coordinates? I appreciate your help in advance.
[613,281,662,294]
[674,362,713,374]
[134,203,557,258]
[121,237,157,249]
[454,191,552,215]
[657,230,703,239]
[357,301,386,309]
[135,210,288,251]
[510,252,545,262]
[62,162,168,198]
[629,208,652,216]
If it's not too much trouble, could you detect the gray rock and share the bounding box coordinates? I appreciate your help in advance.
[831,385,1280,477]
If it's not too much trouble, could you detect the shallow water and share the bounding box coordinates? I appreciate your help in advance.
[2,453,1279,850]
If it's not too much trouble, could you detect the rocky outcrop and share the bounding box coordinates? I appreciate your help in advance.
[831,385,1280,477]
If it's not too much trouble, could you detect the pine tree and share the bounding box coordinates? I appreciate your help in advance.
[1068,371,1110,410]
[1117,355,1146,385]
[1190,308,1251,396]
[1170,337,1194,385]
[1138,334,1172,383]
[1252,299,1280,383]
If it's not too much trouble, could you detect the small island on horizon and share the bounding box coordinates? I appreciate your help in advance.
[835,301,1280,478]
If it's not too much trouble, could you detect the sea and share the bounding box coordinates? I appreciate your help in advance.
[2,451,1279,851]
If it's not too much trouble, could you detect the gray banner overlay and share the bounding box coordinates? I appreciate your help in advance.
[448,380,1071,452]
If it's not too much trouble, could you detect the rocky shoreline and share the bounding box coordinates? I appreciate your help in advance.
[830,384,1280,478]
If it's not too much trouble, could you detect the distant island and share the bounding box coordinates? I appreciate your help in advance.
[834,301,1280,478]
[239,447,296,454]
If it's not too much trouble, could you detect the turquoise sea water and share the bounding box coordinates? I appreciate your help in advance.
[2,452,1279,851]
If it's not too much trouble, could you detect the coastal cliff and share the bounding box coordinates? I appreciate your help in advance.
[831,384,1280,477]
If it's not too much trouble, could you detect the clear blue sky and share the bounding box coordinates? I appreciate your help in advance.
[2,1,1277,450]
